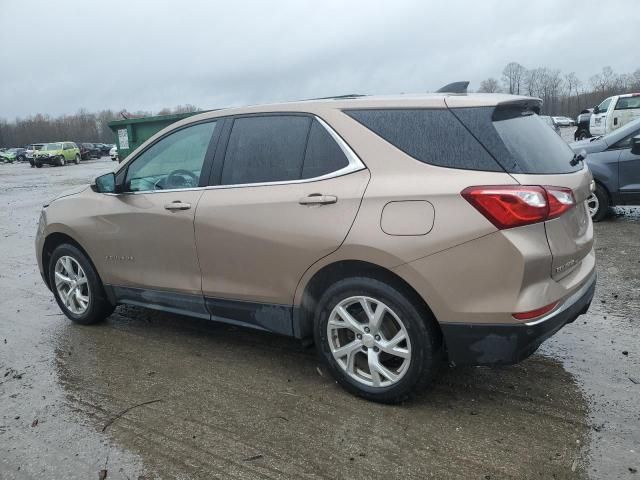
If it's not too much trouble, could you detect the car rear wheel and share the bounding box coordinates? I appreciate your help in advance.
[315,277,440,403]
[49,244,114,325]
[588,184,610,222]
[74,154,80,164]
[35,162,42,168]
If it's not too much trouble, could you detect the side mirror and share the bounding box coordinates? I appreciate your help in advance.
[631,136,640,156]
[95,172,118,193]
[593,106,600,114]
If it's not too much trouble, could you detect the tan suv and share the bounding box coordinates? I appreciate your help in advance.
[36,92,596,403]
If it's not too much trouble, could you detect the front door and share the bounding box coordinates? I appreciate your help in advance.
[590,97,612,136]
[92,120,219,316]
[194,114,369,334]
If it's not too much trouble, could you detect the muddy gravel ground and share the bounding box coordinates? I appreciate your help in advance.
[0,158,638,480]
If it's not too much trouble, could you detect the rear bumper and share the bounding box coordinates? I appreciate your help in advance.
[440,271,596,366]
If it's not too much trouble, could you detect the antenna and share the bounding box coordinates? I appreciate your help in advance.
[436,81,469,94]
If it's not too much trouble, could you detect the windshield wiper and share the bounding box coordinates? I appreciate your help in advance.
[589,135,602,142]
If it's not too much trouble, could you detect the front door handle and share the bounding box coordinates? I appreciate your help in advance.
[298,194,338,205]
[164,201,192,211]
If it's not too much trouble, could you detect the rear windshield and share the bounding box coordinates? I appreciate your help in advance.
[452,106,580,174]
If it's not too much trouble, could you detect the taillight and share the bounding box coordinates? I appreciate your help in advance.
[546,187,575,219]
[461,185,576,229]
[512,301,558,321]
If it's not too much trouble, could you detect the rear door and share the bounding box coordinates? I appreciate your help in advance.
[612,95,640,132]
[194,114,369,334]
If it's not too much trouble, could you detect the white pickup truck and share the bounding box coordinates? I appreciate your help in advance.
[590,93,640,136]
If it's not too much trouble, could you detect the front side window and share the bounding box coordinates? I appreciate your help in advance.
[221,115,311,185]
[597,97,612,112]
[125,121,216,192]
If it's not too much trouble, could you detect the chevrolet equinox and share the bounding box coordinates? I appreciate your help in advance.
[36,92,596,403]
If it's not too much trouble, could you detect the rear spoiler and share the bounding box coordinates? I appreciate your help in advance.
[436,81,469,94]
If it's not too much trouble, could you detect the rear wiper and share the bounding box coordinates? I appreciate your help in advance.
[570,151,587,166]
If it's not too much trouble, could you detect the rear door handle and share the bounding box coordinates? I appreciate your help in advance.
[298,194,338,205]
[164,201,192,211]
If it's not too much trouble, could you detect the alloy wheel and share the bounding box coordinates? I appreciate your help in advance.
[54,256,90,315]
[327,296,411,388]
[587,193,599,218]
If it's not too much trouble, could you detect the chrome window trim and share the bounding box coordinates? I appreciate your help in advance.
[107,115,366,196]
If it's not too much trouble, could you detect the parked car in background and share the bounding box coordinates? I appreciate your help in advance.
[540,115,561,135]
[26,143,45,165]
[0,147,27,163]
[552,116,575,127]
[36,92,595,403]
[109,144,118,161]
[570,118,640,221]
[75,143,90,160]
[33,142,81,167]
[97,143,112,155]
[590,93,640,136]
[81,143,102,159]
[575,109,593,140]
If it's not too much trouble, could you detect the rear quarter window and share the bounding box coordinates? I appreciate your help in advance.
[615,96,640,110]
[344,109,501,171]
[452,106,580,174]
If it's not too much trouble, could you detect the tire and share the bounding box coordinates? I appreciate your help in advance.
[577,131,589,140]
[17,155,25,162]
[57,156,66,167]
[314,277,440,404]
[74,154,80,165]
[35,162,42,168]
[588,183,610,222]
[48,244,114,325]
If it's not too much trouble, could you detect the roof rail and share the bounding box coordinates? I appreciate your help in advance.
[303,93,367,101]
[436,81,469,94]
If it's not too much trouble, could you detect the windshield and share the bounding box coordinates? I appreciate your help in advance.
[44,143,63,151]
[6,148,18,153]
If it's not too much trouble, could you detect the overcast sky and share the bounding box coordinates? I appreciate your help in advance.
[1,0,638,119]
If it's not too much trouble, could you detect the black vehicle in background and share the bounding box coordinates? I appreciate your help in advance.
[575,108,593,140]
[85,143,102,158]
[96,143,112,155]
[75,142,91,160]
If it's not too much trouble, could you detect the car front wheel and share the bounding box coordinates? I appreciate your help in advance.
[57,156,66,166]
[48,244,114,324]
[315,277,440,403]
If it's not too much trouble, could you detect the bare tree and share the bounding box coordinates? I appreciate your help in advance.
[478,78,501,93]
[502,62,526,94]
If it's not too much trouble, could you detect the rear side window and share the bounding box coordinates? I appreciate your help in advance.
[344,109,501,171]
[452,107,580,174]
[615,96,640,110]
[302,120,349,179]
[222,115,311,185]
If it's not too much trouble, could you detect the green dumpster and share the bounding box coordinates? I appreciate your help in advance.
[108,111,206,161]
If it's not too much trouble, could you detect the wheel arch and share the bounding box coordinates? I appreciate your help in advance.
[42,232,101,291]
[293,259,442,345]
